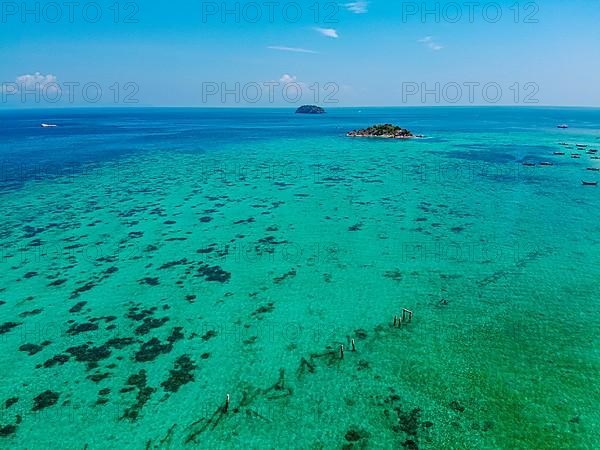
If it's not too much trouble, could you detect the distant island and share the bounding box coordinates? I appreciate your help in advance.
[296,105,326,114]
[347,124,414,139]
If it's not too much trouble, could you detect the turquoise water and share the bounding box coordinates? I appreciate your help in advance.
[0,107,599,449]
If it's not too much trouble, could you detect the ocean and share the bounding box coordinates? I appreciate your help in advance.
[0,107,599,449]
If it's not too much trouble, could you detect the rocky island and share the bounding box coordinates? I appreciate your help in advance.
[295,105,326,114]
[347,124,414,138]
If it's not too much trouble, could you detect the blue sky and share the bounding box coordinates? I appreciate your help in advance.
[1,0,599,107]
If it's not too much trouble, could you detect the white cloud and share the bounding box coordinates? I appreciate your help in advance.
[16,72,58,88]
[418,36,444,51]
[314,27,339,38]
[18,72,60,95]
[277,74,308,90]
[344,2,369,14]
[2,72,60,96]
[279,73,309,95]
[279,74,298,84]
[267,46,318,54]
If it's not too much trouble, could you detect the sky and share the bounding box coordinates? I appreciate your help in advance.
[1,0,600,107]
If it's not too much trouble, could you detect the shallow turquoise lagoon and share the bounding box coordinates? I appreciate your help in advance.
[0,107,599,449]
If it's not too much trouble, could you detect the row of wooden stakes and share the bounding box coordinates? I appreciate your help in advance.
[222,308,414,413]
[393,308,413,328]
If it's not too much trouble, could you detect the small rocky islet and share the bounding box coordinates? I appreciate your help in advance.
[295,105,326,114]
[347,124,415,139]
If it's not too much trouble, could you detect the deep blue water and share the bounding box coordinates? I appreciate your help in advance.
[1,107,599,189]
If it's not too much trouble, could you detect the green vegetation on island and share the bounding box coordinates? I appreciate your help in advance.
[347,124,414,138]
[295,105,326,114]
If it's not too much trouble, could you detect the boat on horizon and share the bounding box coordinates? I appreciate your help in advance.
[41,123,58,128]
[557,124,569,129]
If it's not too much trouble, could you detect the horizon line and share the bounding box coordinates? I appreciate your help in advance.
[1,104,600,111]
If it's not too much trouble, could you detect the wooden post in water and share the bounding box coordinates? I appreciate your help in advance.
[402,308,413,323]
[351,339,356,352]
[393,315,397,326]
[340,344,344,359]
[224,394,230,413]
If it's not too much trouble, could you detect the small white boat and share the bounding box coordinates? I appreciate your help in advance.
[41,123,57,128]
